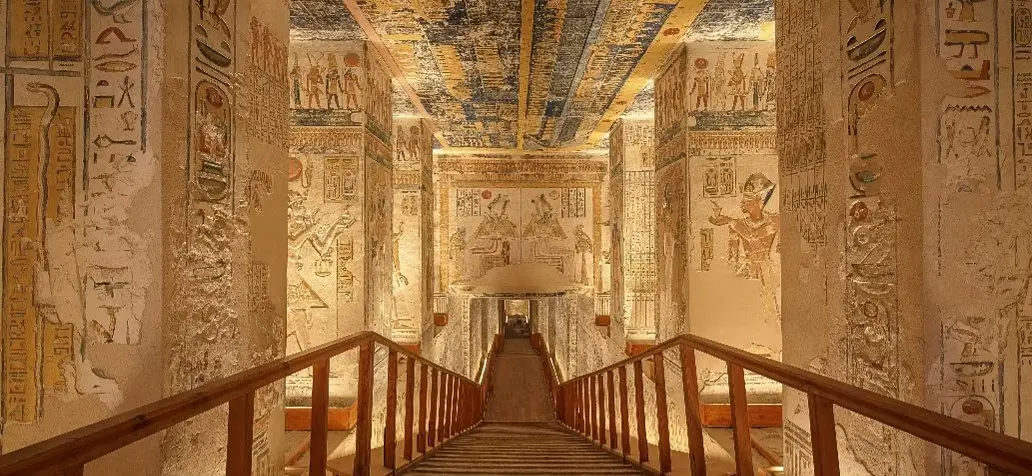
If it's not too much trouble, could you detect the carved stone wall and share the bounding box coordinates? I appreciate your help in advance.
[778,0,1032,474]
[287,39,393,404]
[610,119,658,342]
[0,1,289,473]
[392,118,433,345]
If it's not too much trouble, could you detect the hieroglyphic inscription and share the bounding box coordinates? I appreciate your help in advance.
[561,188,587,218]
[778,0,827,247]
[324,156,358,203]
[290,127,363,154]
[702,157,736,198]
[7,0,84,65]
[4,96,79,421]
[1014,3,1032,189]
[337,237,355,302]
[249,16,289,148]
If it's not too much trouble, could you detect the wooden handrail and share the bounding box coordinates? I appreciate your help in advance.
[0,331,482,476]
[552,334,1032,476]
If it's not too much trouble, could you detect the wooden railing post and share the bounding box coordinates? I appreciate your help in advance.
[441,374,452,439]
[808,393,841,476]
[354,342,375,476]
[597,374,607,446]
[590,375,599,442]
[310,360,330,476]
[607,370,617,449]
[679,342,707,476]
[418,364,429,453]
[618,365,631,457]
[727,363,753,476]
[580,378,589,435]
[404,357,416,460]
[383,349,398,469]
[633,360,649,463]
[428,368,440,447]
[654,354,672,473]
[226,391,255,476]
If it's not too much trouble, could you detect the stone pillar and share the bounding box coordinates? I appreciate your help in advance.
[0,1,289,474]
[610,119,658,344]
[654,42,781,397]
[161,0,290,473]
[777,0,1031,474]
[392,118,433,348]
[286,40,393,401]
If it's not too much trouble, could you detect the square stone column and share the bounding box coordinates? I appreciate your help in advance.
[1,1,290,474]
[777,0,1032,474]
[392,118,433,347]
[610,118,658,344]
[655,41,781,400]
[287,40,393,400]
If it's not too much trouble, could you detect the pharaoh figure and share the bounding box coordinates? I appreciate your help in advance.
[690,58,711,111]
[727,53,748,111]
[450,226,468,282]
[395,126,409,160]
[523,194,566,241]
[709,172,781,319]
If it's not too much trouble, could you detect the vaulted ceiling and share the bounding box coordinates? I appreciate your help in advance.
[290,0,773,153]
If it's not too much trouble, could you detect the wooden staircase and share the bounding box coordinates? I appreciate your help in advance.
[401,422,646,475]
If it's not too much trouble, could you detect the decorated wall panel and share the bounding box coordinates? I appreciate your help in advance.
[392,118,433,344]
[0,0,164,469]
[610,119,657,341]
[287,39,392,404]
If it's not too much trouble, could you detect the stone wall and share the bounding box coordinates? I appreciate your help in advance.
[286,39,393,404]
[1,1,165,472]
[0,1,289,474]
[777,0,1032,474]
[392,118,434,346]
[654,41,781,400]
[610,119,658,342]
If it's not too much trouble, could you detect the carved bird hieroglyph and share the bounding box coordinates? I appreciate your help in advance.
[91,0,141,24]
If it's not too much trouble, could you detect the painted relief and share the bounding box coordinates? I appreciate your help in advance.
[448,188,596,285]
[687,45,776,117]
[656,48,688,153]
[3,0,151,423]
[656,161,688,340]
[393,119,432,344]
[937,0,999,190]
[708,171,781,316]
[611,119,657,337]
[778,0,828,248]
[436,158,606,292]
[290,41,367,127]
[249,16,290,149]
[524,0,678,148]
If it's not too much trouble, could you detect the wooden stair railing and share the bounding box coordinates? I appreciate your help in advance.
[0,331,490,476]
[541,334,1032,476]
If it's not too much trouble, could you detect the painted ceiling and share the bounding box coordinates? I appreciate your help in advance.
[290,0,773,152]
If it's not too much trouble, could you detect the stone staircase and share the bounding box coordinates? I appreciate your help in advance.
[399,422,646,475]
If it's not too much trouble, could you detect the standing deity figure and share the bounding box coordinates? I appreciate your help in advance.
[325,64,342,110]
[727,53,748,111]
[709,173,781,318]
[713,53,727,110]
[290,61,302,107]
[305,62,323,109]
[690,58,711,111]
[763,53,777,110]
[749,53,765,110]
[342,68,361,110]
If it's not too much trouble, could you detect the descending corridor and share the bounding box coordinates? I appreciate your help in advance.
[402,338,645,475]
